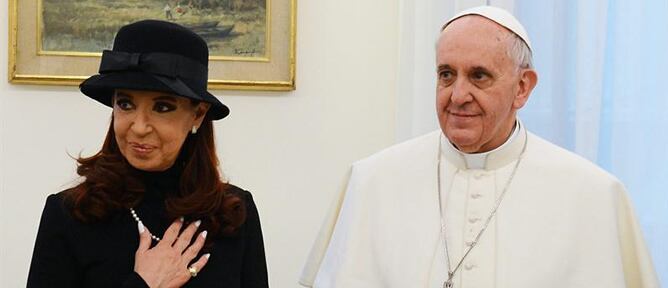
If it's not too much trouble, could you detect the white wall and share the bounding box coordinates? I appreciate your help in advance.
[0,0,399,287]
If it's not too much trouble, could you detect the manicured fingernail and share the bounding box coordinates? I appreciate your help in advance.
[200,230,208,239]
[138,221,145,233]
[179,216,185,222]
[204,253,211,259]
[194,220,201,227]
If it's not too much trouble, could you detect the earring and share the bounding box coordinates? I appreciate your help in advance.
[191,126,198,134]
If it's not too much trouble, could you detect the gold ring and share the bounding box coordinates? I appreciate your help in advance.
[188,266,198,277]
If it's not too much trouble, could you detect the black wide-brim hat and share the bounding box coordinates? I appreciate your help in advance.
[80,20,229,120]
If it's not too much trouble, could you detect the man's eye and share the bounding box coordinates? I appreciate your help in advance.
[115,99,134,110]
[439,70,455,85]
[439,70,453,79]
[154,102,176,113]
[471,71,490,81]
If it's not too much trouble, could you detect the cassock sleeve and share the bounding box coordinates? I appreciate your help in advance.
[27,194,150,288]
[240,192,269,288]
[614,185,660,287]
[299,169,352,287]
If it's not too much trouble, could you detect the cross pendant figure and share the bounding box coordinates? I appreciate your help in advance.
[443,272,454,288]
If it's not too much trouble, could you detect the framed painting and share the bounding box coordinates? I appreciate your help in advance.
[8,0,296,90]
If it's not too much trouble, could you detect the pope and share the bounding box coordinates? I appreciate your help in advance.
[300,6,658,288]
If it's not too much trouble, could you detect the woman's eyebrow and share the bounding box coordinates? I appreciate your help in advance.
[153,95,179,102]
[115,91,133,98]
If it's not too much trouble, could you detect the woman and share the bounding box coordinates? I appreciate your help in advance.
[27,20,268,288]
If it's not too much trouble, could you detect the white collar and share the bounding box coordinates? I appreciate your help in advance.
[440,120,526,170]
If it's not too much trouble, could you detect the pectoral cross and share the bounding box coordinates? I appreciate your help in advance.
[443,272,454,288]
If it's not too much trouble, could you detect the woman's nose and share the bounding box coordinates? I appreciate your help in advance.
[130,110,153,135]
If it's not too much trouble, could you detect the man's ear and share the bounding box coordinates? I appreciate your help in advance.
[513,68,538,109]
[193,102,211,127]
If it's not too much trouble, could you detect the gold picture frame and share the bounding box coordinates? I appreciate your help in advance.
[8,0,296,91]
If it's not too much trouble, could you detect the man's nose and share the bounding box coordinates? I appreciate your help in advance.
[450,78,474,105]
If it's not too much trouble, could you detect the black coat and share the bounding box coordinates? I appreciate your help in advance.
[27,171,268,288]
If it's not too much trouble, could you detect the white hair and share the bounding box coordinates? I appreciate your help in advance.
[507,33,533,69]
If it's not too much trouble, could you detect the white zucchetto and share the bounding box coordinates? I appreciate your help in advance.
[442,6,532,51]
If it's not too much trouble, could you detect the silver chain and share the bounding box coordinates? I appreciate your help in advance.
[130,208,162,242]
[437,131,527,288]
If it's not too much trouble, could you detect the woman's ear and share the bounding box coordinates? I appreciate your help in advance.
[513,68,538,109]
[193,102,211,127]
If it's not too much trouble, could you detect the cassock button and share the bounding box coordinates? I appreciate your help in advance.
[468,217,481,224]
[473,172,484,179]
[470,193,482,199]
[464,263,476,270]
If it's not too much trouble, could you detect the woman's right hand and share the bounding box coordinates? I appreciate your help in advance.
[134,218,210,288]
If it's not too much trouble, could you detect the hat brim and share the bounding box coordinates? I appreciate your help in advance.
[80,71,229,120]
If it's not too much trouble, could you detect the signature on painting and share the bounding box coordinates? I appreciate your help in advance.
[234,48,259,56]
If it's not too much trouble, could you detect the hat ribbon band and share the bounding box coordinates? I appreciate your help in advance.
[99,50,208,87]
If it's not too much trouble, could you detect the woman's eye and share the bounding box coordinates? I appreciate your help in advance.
[154,102,176,113]
[115,99,134,110]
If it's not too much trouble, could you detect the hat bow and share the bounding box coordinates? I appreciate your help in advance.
[99,50,207,85]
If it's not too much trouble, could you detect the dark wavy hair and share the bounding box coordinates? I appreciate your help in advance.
[63,116,246,243]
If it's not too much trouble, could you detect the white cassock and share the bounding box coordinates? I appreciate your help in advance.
[300,120,658,288]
